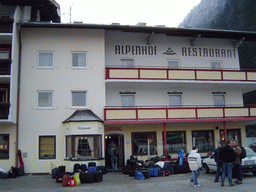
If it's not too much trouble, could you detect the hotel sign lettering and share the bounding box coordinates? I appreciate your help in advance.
[114,45,236,58]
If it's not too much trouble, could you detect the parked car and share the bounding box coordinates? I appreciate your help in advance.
[202,147,256,176]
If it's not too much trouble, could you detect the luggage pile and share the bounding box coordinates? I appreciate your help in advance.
[122,156,190,180]
[52,162,107,187]
[0,166,25,179]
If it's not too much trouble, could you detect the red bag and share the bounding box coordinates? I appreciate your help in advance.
[62,174,70,186]
[68,177,76,187]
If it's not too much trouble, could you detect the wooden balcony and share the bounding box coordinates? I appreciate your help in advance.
[106,67,256,82]
[0,59,11,75]
[0,103,10,119]
[0,18,13,33]
[104,105,256,124]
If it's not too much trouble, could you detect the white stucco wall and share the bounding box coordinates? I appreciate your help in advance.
[18,27,105,173]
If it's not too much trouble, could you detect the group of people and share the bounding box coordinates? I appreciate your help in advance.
[188,140,243,187]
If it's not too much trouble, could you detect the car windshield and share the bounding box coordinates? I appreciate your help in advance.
[246,148,256,157]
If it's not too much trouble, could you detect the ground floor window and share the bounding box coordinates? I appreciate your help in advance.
[132,132,157,155]
[163,131,186,154]
[220,129,241,145]
[66,135,102,160]
[39,136,56,159]
[0,134,9,159]
[192,130,214,153]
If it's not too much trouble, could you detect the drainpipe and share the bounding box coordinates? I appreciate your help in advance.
[15,23,22,167]
[163,123,168,160]
[223,121,227,144]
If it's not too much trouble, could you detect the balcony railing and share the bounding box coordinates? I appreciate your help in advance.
[0,103,10,119]
[104,105,256,124]
[105,67,256,82]
[0,59,11,75]
[0,18,13,33]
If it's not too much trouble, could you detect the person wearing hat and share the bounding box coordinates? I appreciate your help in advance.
[213,141,224,182]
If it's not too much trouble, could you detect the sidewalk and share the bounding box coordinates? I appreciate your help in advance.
[1,171,256,192]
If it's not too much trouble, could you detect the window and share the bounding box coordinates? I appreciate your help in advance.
[211,61,222,70]
[38,91,53,108]
[38,52,53,68]
[66,135,102,160]
[121,59,134,67]
[132,132,157,155]
[0,134,9,159]
[213,95,225,107]
[163,131,186,154]
[169,95,181,107]
[0,51,9,59]
[72,91,86,107]
[121,95,134,107]
[192,130,214,152]
[72,52,86,68]
[220,129,241,146]
[39,136,56,159]
[0,89,8,102]
[167,60,179,68]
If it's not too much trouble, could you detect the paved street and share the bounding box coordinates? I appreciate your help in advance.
[0,171,256,192]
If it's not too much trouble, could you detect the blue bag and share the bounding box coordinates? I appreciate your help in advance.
[135,171,145,180]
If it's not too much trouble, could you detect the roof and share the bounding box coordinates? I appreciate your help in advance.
[19,22,256,41]
[0,0,60,22]
[63,109,104,123]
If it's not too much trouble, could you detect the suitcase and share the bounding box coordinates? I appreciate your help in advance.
[88,162,96,167]
[58,165,66,173]
[97,166,107,174]
[81,164,87,171]
[62,174,70,186]
[52,167,59,179]
[68,177,76,187]
[88,166,96,173]
[56,172,65,183]
[80,171,94,183]
[94,171,103,182]
[129,169,136,177]
[74,173,81,186]
[140,168,150,179]
[73,163,81,172]
[122,166,130,174]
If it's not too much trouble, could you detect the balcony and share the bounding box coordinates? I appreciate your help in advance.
[104,105,256,124]
[0,103,10,119]
[105,67,256,82]
[0,59,11,75]
[0,18,13,33]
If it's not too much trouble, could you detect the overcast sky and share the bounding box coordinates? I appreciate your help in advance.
[56,0,201,27]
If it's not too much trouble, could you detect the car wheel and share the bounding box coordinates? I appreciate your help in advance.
[252,171,256,176]
[204,164,210,173]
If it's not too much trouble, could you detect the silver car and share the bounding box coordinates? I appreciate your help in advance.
[202,147,256,175]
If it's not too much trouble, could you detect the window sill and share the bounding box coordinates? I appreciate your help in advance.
[64,157,105,161]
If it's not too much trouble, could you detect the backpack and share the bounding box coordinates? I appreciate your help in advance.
[240,146,246,159]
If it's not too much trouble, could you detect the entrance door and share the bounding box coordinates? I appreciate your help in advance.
[220,129,241,145]
[105,134,124,171]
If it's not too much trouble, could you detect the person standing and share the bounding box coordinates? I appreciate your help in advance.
[213,141,223,182]
[108,140,119,172]
[232,140,243,184]
[219,141,236,187]
[188,146,202,187]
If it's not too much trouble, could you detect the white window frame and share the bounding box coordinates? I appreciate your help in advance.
[71,52,87,69]
[121,94,134,107]
[38,51,54,68]
[37,91,54,109]
[121,59,134,67]
[211,61,222,70]
[71,91,87,108]
[169,94,182,107]
[167,60,179,69]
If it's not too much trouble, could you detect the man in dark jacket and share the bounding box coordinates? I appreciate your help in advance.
[219,141,236,187]
[232,140,243,184]
[213,141,223,182]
